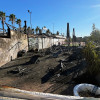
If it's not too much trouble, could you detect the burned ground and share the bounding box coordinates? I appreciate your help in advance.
[0,46,94,96]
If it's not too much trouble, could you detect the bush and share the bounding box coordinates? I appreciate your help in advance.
[83,41,100,75]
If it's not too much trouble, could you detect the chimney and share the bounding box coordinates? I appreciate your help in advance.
[67,23,70,38]
[73,28,75,36]
[73,28,76,42]
[24,20,27,34]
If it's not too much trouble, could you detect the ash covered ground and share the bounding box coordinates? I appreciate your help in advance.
[0,45,89,96]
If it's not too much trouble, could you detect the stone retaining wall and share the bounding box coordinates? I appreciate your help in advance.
[0,30,28,67]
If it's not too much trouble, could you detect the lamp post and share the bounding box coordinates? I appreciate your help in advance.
[28,10,32,29]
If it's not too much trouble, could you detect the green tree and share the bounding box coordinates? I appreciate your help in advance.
[89,29,100,45]
[92,23,96,32]
[83,41,100,75]
[88,24,100,45]
[0,11,6,33]
[35,26,39,34]
[9,14,16,27]
[16,19,21,29]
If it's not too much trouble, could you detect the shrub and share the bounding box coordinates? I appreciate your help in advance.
[83,41,100,75]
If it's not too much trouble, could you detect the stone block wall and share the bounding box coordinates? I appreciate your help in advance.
[0,30,28,67]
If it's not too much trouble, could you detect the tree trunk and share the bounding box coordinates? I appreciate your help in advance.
[12,19,14,30]
[2,19,4,33]
[19,24,21,31]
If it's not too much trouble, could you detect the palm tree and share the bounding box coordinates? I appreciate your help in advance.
[46,29,50,34]
[9,14,16,28]
[0,11,6,33]
[35,26,39,34]
[16,19,21,29]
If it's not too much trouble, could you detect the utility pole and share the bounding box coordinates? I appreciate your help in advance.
[28,10,32,29]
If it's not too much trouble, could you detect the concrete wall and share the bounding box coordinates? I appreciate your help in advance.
[0,30,28,67]
[29,37,65,50]
[38,38,52,50]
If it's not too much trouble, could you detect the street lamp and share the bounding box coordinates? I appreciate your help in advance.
[28,10,32,29]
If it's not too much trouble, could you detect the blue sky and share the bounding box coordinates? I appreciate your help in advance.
[0,0,100,37]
